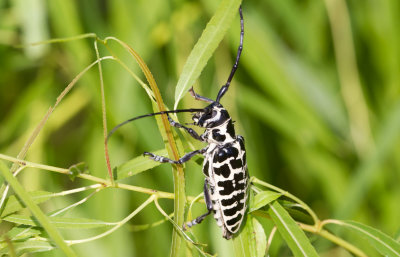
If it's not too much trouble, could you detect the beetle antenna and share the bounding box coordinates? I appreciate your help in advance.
[107,108,204,142]
[216,6,243,103]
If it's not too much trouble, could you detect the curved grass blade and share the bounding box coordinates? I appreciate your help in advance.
[174,0,242,109]
[113,149,167,181]
[268,201,319,257]
[328,220,400,257]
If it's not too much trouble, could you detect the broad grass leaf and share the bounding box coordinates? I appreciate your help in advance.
[4,226,41,241]
[1,191,53,217]
[3,214,115,229]
[250,191,281,212]
[174,0,242,109]
[253,217,267,257]
[332,220,400,257]
[268,201,318,257]
[114,149,167,180]
[0,239,54,256]
[232,215,255,257]
[233,215,266,257]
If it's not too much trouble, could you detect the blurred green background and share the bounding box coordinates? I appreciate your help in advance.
[1,0,400,256]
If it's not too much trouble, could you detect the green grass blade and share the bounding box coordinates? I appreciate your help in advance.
[329,220,400,257]
[252,217,267,257]
[113,149,167,181]
[0,161,77,257]
[4,227,42,241]
[1,191,53,217]
[233,215,266,257]
[174,0,242,109]
[4,214,115,229]
[268,201,319,257]
[232,215,255,257]
[0,240,54,256]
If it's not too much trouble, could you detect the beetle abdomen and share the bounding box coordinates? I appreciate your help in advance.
[204,137,248,239]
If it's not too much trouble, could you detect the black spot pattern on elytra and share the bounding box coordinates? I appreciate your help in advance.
[230,158,242,169]
[226,213,242,226]
[218,173,246,195]
[217,180,235,195]
[223,201,244,217]
[223,207,239,216]
[234,172,245,183]
[221,192,245,206]
[212,130,226,142]
[230,223,240,232]
[214,164,230,178]
[214,149,228,163]
[228,147,239,158]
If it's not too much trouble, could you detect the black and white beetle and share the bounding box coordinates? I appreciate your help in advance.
[108,6,248,239]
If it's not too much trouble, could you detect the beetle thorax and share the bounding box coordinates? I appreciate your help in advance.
[203,119,236,145]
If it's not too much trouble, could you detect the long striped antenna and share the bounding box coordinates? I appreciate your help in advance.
[216,6,244,103]
[107,108,204,142]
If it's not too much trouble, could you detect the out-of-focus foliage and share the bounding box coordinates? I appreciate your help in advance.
[1,0,400,256]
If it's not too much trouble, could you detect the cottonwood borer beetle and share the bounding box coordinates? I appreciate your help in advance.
[109,6,248,240]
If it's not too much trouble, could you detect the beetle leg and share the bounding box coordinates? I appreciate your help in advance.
[166,115,204,141]
[183,180,213,230]
[189,87,214,103]
[143,147,207,165]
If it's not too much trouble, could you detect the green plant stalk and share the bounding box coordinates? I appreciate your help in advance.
[0,161,77,257]
[131,213,174,232]
[0,153,202,203]
[3,236,17,257]
[50,188,100,217]
[94,40,113,183]
[105,38,187,257]
[300,223,367,257]
[0,166,24,210]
